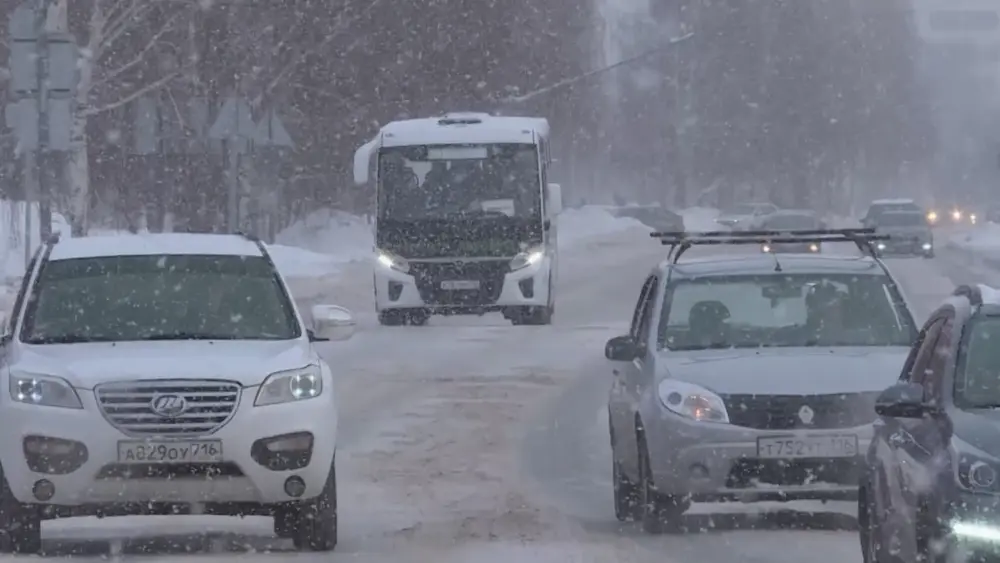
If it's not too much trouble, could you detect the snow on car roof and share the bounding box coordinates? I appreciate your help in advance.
[665,254,883,277]
[978,284,1000,304]
[48,233,265,261]
[380,114,549,147]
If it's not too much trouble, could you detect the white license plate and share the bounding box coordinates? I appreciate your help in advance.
[117,440,223,463]
[440,280,480,290]
[756,435,858,459]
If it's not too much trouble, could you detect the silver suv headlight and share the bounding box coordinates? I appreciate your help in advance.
[255,365,323,406]
[9,373,82,409]
[657,379,729,423]
[375,248,409,273]
[509,246,544,272]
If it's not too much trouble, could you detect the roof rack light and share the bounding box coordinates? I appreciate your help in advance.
[649,228,890,263]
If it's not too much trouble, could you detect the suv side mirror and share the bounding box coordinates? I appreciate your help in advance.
[605,335,636,361]
[310,304,356,342]
[875,382,936,418]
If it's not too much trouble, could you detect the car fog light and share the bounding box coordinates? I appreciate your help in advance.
[922,243,933,251]
[283,476,306,498]
[32,479,55,501]
[877,243,886,251]
[971,461,997,488]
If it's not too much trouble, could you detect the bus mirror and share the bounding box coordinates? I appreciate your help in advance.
[547,183,562,215]
[353,139,376,185]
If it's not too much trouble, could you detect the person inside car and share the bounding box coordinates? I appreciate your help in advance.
[686,300,732,349]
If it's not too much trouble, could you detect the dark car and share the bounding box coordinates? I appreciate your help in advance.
[860,284,1000,563]
[872,211,934,258]
[612,204,685,232]
[862,199,925,228]
[758,210,825,253]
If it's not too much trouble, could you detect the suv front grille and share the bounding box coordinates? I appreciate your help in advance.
[722,392,878,430]
[95,380,241,436]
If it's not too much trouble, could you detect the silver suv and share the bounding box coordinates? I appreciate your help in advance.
[606,229,919,533]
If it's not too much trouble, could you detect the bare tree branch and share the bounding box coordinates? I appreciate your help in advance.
[82,70,183,116]
[99,0,157,58]
[251,0,385,108]
[93,9,185,87]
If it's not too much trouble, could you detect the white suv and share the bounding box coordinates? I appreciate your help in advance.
[0,232,355,553]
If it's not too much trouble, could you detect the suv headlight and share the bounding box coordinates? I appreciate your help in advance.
[375,248,409,273]
[9,373,82,409]
[255,365,323,406]
[657,380,729,423]
[510,246,544,271]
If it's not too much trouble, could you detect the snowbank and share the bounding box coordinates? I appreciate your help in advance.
[948,224,1000,254]
[557,205,648,244]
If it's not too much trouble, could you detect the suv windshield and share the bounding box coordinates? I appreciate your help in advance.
[20,255,301,344]
[658,273,916,351]
[378,143,541,220]
[956,316,1000,408]
[877,212,927,227]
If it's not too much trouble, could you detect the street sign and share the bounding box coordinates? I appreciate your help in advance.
[46,97,70,150]
[208,96,255,141]
[46,32,76,93]
[253,109,294,148]
[5,99,38,150]
[8,4,36,40]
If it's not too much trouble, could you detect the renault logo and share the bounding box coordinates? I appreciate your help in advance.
[150,394,188,417]
[798,405,815,425]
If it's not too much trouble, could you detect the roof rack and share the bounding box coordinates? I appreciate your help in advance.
[649,228,890,263]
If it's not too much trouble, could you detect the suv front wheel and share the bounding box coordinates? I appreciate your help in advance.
[0,468,41,554]
[274,459,338,551]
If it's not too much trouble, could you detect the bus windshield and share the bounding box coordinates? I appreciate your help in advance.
[377,144,541,220]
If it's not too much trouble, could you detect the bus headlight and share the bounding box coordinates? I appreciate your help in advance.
[375,249,409,273]
[510,246,544,271]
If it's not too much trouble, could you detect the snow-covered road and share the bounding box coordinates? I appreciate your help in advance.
[20,229,988,562]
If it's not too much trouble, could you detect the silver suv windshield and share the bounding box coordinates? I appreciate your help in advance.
[658,273,917,351]
[20,255,301,344]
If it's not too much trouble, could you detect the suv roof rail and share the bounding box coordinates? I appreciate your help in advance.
[955,284,985,306]
[649,228,890,264]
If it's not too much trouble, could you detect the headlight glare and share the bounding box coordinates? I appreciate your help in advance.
[255,366,323,406]
[375,249,409,273]
[657,380,729,423]
[9,373,81,409]
[510,246,544,271]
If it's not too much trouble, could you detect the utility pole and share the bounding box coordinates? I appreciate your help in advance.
[5,1,75,270]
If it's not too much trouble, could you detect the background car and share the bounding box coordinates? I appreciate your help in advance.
[715,202,780,231]
[871,210,934,258]
[611,204,685,232]
[758,210,826,253]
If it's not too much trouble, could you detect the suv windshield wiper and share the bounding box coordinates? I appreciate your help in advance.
[24,335,118,344]
[138,333,241,341]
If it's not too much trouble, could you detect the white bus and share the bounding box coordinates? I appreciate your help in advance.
[353,112,562,326]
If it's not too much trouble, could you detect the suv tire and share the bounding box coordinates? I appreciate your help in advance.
[0,469,41,554]
[292,460,338,551]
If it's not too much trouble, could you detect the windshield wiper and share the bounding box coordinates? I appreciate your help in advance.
[24,335,118,344]
[139,333,242,341]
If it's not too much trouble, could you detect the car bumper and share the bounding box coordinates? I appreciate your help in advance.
[644,414,873,502]
[946,492,1000,556]
[0,390,337,507]
[374,257,552,313]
